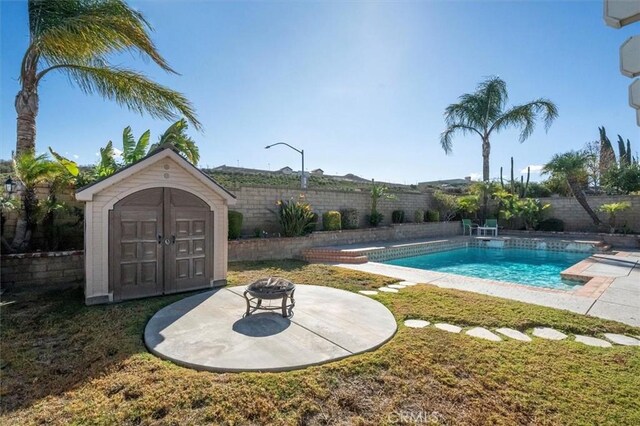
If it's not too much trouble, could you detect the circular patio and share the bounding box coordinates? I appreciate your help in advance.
[144,284,397,372]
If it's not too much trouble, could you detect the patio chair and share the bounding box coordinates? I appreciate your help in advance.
[462,219,476,236]
[482,218,498,236]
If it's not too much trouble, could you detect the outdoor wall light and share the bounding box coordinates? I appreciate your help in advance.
[4,177,16,195]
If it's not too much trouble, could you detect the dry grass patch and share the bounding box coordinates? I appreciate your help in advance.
[1,260,639,425]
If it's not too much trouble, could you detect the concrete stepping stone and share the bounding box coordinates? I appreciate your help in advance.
[358,290,378,296]
[378,287,399,293]
[397,281,417,286]
[495,328,532,342]
[603,333,640,346]
[575,335,612,348]
[388,284,406,289]
[404,319,430,328]
[532,327,567,341]
[466,327,502,342]
[434,323,462,333]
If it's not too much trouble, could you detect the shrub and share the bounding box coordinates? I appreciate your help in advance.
[426,210,440,222]
[536,218,565,232]
[305,212,319,235]
[322,211,342,231]
[228,210,243,239]
[340,208,359,229]
[414,210,424,223]
[599,202,631,233]
[432,190,458,221]
[391,210,405,224]
[368,211,384,227]
[274,197,316,237]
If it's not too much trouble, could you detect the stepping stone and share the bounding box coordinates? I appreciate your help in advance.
[495,328,532,342]
[378,287,399,293]
[388,284,406,289]
[532,327,568,341]
[434,323,462,333]
[404,319,430,328]
[603,333,640,346]
[358,290,378,296]
[575,335,612,348]
[466,327,502,342]
[397,281,417,286]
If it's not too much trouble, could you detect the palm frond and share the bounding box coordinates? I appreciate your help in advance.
[49,64,200,130]
[440,124,482,154]
[151,119,200,164]
[13,152,61,188]
[30,0,174,72]
[48,147,79,176]
[491,99,557,142]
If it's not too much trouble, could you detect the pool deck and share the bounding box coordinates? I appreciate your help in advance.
[317,236,639,327]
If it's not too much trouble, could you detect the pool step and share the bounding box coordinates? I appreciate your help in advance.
[302,248,369,264]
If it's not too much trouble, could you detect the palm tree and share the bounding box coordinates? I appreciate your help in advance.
[440,76,558,181]
[15,0,200,156]
[149,119,200,164]
[10,153,63,250]
[542,151,602,226]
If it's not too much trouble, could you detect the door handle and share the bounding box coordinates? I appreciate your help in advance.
[157,234,162,244]
[171,235,176,245]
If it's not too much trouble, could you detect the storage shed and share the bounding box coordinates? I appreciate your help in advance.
[76,145,236,305]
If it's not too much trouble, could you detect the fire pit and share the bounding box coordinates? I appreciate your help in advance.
[244,277,296,318]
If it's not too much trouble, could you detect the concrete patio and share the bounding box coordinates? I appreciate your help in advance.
[144,285,397,372]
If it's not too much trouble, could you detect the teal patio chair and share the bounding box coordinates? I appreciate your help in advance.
[462,219,476,235]
[482,218,498,236]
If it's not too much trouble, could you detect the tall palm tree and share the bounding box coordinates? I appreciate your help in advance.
[440,76,558,181]
[542,151,602,226]
[15,0,200,156]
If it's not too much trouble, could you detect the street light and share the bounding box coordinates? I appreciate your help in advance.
[265,142,306,189]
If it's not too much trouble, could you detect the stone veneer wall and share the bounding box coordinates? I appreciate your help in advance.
[1,250,84,290]
[539,195,640,232]
[228,186,435,235]
[228,222,461,262]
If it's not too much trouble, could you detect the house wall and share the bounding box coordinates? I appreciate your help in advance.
[229,186,435,235]
[82,155,230,304]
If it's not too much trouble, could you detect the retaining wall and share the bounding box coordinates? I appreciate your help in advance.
[1,250,84,290]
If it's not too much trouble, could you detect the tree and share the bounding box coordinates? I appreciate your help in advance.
[368,180,395,227]
[440,76,558,181]
[542,151,602,226]
[598,127,616,178]
[15,0,200,155]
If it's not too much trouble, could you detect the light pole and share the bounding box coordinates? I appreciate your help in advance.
[265,142,306,189]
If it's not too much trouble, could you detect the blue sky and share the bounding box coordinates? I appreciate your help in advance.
[1,0,638,183]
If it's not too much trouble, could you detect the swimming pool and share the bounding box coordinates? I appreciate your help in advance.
[384,247,590,290]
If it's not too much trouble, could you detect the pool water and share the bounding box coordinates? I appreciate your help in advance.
[384,247,590,290]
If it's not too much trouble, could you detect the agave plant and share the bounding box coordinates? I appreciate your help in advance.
[274,197,316,237]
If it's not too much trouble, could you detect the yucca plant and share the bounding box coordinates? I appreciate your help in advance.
[274,197,316,237]
[15,0,200,155]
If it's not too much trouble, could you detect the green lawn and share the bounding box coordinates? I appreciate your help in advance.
[1,260,639,425]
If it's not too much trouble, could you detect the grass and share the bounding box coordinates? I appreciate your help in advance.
[1,260,639,425]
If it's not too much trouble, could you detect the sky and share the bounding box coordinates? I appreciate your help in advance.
[1,0,638,184]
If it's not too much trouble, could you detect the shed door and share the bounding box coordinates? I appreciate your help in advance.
[110,187,213,301]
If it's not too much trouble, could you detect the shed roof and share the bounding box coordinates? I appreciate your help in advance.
[76,145,236,203]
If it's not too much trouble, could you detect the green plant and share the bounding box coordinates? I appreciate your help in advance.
[440,76,557,181]
[456,194,479,218]
[340,208,359,229]
[602,163,640,194]
[598,202,631,233]
[543,151,601,226]
[14,0,199,156]
[322,211,341,231]
[517,198,550,230]
[414,210,424,223]
[228,211,243,240]
[274,197,316,237]
[537,218,565,232]
[432,191,458,222]
[368,180,395,227]
[391,210,405,224]
[426,210,440,222]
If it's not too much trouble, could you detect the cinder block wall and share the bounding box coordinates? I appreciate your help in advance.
[1,251,84,290]
[539,195,640,232]
[229,186,435,235]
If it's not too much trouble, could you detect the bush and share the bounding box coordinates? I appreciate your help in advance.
[414,210,424,223]
[228,210,243,239]
[274,197,316,237]
[536,218,565,232]
[306,212,318,235]
[391,210,405,224]
[322,211,342,231]
[368,211,384,227]
[426,210,440,222]
[340,208,359,229]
